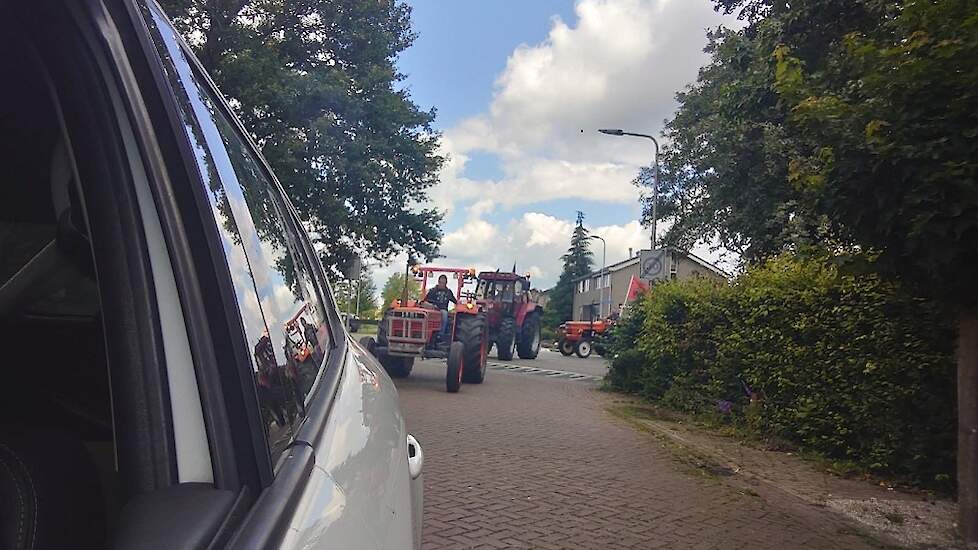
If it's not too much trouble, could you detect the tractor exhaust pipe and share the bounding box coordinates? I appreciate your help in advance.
[403,258,412,304]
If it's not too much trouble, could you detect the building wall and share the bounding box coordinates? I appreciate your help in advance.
[570,249,727,321]
[572,260,639,321]
[671,252,726,283]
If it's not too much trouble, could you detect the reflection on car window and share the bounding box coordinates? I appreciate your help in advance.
[143,4,331,461]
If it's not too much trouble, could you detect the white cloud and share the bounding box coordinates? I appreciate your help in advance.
[441,218,500,259]
[418,213,651,289]
[432,0,739,217]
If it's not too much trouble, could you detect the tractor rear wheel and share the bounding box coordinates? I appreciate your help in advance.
[458,313,487,383]
[496,317,516,360]
[516,313,541,359]
[446,341,464,393]
[558,338,574,356]
[574,339,592,358]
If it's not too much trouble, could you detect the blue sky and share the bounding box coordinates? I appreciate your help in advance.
[376,0,738,290]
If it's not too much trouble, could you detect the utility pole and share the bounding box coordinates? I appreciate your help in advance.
[598,128,660,249]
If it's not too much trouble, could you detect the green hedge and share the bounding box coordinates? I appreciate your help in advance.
[608,255,956,490]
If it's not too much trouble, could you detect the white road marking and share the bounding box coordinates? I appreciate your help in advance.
[486,362,602,383]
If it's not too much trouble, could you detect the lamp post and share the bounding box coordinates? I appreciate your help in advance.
[598,128,660,250]
[589,235,608,318]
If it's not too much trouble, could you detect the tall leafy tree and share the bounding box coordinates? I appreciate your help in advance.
[543,212,594,327]
[772,1,978,535]
[381,272,420,309]
[160,0,444,272]
[657,0,978,538]
[334,270,380,319]
[644,0,881,262]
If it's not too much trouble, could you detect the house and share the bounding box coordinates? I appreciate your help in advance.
[571,247,727,321]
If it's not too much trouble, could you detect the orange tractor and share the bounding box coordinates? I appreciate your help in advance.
[360,264,488,393]
[556,319,614,358]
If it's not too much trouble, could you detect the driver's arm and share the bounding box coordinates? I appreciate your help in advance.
[448,289,457,304]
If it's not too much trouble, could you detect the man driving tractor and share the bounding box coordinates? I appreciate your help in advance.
[422,274,457,341]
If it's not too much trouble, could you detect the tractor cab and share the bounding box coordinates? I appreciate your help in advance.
[475,272,527,309]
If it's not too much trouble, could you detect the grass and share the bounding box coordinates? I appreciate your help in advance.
[607,388,940,497]
[351,323,378,336]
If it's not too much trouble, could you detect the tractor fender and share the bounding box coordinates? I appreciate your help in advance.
[514,303,540,330]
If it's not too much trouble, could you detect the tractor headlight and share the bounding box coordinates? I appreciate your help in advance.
[465,302,474,310]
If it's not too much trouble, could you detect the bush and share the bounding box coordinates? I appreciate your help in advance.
[607,254,956,490]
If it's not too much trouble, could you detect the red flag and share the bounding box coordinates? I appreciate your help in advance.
[625,275,649,303]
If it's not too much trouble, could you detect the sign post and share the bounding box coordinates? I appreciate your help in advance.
[638,249,667,282]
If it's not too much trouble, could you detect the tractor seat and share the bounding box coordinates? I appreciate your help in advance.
[0,426,107,550]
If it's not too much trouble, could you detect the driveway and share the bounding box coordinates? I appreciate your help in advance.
[394,357,881,550]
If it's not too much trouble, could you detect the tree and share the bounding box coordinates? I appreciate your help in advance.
[642,1,880,262]
[658,0,978,538]
[335,270,380,319]
[159,0,444,273]
[543,212,594,327]
[381,272,420,309]
[772,1,978,536]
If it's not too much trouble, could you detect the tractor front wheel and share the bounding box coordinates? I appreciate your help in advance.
[458,313,488,384]
[516,313,541,359]
[574,339,592,358]
[446,341,464,393]
[496,317,516,360]
[381,354,414,378]
[558,338,574,356]
[358,336,376,355]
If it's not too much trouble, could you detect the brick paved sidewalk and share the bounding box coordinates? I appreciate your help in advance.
[395,361,884,550]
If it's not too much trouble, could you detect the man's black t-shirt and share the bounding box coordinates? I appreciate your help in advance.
[424,286,457,310]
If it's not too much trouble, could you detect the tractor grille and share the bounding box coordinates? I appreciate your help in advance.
[389,311,427,342]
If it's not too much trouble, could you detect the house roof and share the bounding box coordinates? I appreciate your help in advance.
[572,247,728,282]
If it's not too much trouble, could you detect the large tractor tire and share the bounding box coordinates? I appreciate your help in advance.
[496,317,516,360]
[516,313,541,359]
[458,313,488,384]
[574,339,592,358]
[558,338,574,356]
[380,354,414,378]
[446,341,464,393]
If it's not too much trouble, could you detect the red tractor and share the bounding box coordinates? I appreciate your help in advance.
[556,319,614,358]
[474,271,542,360]
[360,265,488,393]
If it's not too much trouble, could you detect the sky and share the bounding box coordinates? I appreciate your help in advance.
[371,0,740,292]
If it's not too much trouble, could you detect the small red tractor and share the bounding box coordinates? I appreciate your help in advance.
[360,264,488,393]
[556,319,614,358]
[474,271,542,360]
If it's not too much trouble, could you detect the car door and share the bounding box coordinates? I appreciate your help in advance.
[121,2,424,548]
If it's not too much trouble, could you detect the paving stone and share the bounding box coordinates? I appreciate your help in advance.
[396,361,879,549]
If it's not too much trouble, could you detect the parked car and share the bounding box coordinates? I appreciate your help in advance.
[340,312,363,333]
[0,1,422,549]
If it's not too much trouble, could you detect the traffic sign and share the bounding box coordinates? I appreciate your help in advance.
[639,249,666,281]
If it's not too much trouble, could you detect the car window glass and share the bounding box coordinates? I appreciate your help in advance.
[142,4,330,459]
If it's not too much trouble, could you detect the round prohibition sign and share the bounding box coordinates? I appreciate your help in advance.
[641,256,662,278]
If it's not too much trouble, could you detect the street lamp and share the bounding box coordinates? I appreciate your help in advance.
[589,234,608,318]
[598,128,660,250]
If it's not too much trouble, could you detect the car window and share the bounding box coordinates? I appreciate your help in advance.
[141,4,331,461]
